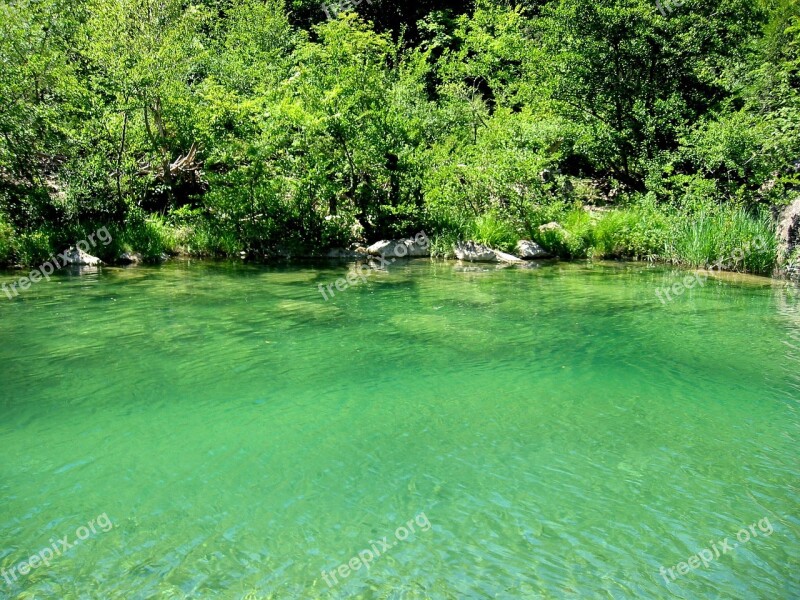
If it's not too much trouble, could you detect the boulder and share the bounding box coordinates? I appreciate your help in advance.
[494,249,524,263]
[454,241,496,262]
[118,252,143,265]
[515,240,551,259]
[454,241,522,263]
[367,238,429,258]
[777,197,800,266]
[62,247,103,266]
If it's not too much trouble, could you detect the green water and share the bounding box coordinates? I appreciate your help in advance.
[0,259,798,599]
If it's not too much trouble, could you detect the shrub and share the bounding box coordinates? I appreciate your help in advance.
[520,201,569,237]
[529,207,592,259]
[0,214,15,265]
[15,230,56,266]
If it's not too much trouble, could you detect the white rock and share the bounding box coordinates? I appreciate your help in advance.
[516,240,551,259]
[454,241,496,262]
[62,247,103,266]
[494,249,524,263]
[454,241,522,263]
[367,238,429,258]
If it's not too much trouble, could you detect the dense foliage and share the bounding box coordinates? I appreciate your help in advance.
[0,0,797,272]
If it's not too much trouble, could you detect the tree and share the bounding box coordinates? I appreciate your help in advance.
[535,0,765,189]
[85,0,210,210]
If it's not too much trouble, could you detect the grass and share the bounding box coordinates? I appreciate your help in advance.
[531,207,593,259]
[526,201,777,274]
[591,204,671,260]
[428,230,462,259]
[667,206,777,275]
[96,211,183,263]
[466,212,519,253]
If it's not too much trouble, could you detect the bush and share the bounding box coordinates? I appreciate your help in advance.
[15,230,56,266]
[0,214,16,265]
[520,201,569,237]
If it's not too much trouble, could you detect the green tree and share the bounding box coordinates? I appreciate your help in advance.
[85,0,210,210]
[536,0,765,189]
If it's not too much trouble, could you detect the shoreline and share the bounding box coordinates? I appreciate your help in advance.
[0,254,790,285]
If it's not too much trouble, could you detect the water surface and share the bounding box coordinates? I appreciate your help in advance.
[1,260,798,598]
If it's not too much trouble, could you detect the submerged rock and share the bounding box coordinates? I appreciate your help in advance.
[62,247,103,266]
[516,240,551,259]
[696,268,776,287]
[454,241,522,263]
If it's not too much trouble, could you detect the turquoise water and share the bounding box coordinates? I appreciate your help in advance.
[0,259,798,599]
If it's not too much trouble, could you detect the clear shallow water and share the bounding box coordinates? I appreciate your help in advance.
[0,259,798,599]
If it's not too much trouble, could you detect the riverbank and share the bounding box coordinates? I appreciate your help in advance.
[3,200,795,281]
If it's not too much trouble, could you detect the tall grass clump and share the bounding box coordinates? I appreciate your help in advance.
[669,206,777,275]
[466,212,519,253]
[109,209,181,262]
[422,210,467,258]
[428,230,462,258]
[591,203,671,260]
[167,207,241,257]
[533,207,593,258]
